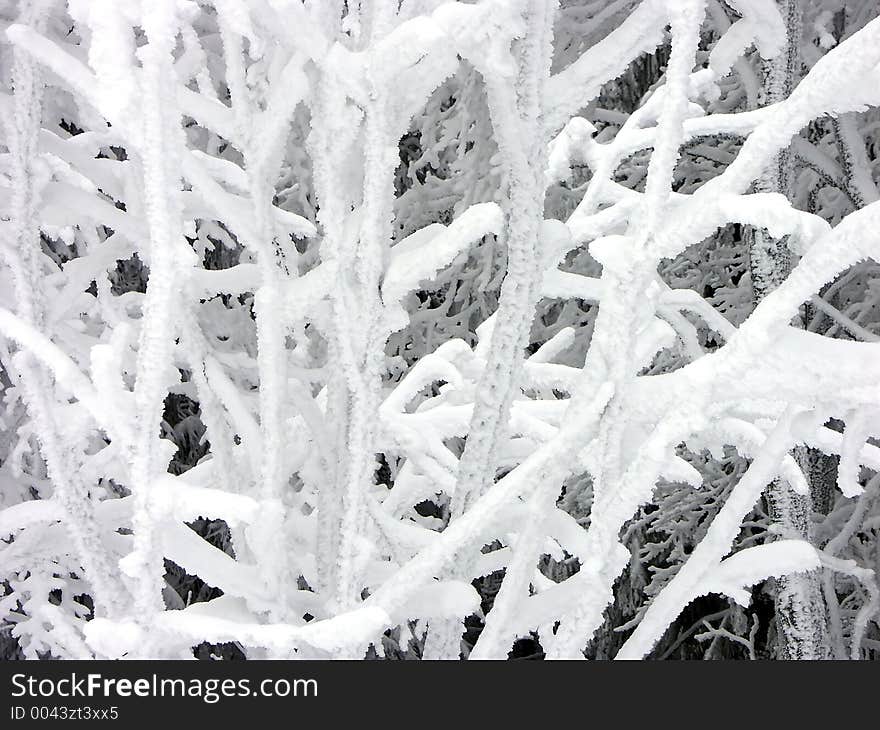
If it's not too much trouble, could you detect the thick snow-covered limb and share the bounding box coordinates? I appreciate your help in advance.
[0,307,132,445]
[367,383,615,620]
[737,44,829,654]
[468,486,554,659]
[817,552,880,660]
[4,24,109,122]
[698,16,880,201]
[448,0,557,519]
[382,203,504,321]
[0,1,127,621]
[124,0,196,632]
[616,409,804,659]
[91,604,393,658]
[700,541,822,607]
[533,0,710,660]
[544,0,668,133]
[423,0,558,660]
[0,498,64,537]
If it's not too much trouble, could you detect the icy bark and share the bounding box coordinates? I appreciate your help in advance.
[746,0,829,660]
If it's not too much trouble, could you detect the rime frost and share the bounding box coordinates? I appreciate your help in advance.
[1,0,879,661]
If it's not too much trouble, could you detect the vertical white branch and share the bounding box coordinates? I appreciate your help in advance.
[124,1,195,635]
[1,0,123,621]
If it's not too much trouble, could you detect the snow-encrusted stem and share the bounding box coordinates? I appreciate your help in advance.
[213,7,289,510]
[589,0,706,500]
[766,462,829,659]
[366,383,615,620]
[214,3,324,626]
[467,485,553,659]
[833,113,879,209]
[176,309,242,496]
[305,64,350,602]
[818,552,880,660]
[615,408,803,659]
[541,403,705,658]
[746,0,829,660]
[424,0,557,661]
[537,0,707,659]
[322,6,407,619]
[248,193,287,498]
[821,472,880,659]
[450,0,555,518]
[306,29,398,615]
[1,0,123,621]
[329,109,394,613]
[246,170,293,627]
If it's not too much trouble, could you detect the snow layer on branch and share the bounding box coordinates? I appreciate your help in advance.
[704,541,822,607]
[382,202,503,316]
[5,0,880,663]
[545,0,668,133]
